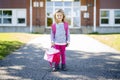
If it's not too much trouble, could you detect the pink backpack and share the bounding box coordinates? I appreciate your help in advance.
[51,22,68,40]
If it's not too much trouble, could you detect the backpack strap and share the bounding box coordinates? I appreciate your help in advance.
[64,22,68,40]
[51,23,56,39]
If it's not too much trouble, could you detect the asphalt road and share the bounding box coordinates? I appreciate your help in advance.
[0,34,120,80]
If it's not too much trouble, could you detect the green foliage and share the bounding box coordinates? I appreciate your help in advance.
[47,18,53,26]
[0,41,23,60]
[89,32,99,34]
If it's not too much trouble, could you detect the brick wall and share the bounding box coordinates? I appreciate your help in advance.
[0,0,46,27]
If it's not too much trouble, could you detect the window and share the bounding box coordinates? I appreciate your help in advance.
[100,9,120,26]
[0,18,1,24]
[0,10,2,24]
[3,10,12,17]
[3,10,12,24]
[46,0,80,28]
[47,2,53,6]
[55,2,63,6]
[0,10,2,16]
[47,7,53,17]
[16,10,26,25]
[0,9,26,26]
[46,1,53,27]
[100,11,109,24]
[17,18,25,24]
[49,0,76,1]
[64,8,71,16]
[3,18,12,24]
[73,8,80,27]
[64,2,72,6]
[115,10,120,24]
[47,17,53,26]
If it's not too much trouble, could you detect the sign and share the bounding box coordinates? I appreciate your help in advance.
[84,12,89,18]
[81,6,87,11]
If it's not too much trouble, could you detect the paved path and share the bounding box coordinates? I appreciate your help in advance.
[0,34,120,80]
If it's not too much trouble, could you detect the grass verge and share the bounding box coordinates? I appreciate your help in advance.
[0,33,40,60]
[88,34,120,51]
[0,41,23,59]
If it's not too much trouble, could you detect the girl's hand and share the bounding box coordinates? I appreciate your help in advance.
[51,42,55,47]
[66,43,70,47]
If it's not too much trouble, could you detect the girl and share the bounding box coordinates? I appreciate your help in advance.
[51,9,70,71]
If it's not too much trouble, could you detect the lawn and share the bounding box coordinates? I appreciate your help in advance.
[0,33,40,59]
[88,34,120,52]
[0,33,40,43]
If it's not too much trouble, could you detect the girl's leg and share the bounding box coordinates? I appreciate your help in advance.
[60,45,66,64]
[60,45,67,71]
[54,45,61,65]
[52,45,60,71]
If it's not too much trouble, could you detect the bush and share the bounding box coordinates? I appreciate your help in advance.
[89,32,99,34]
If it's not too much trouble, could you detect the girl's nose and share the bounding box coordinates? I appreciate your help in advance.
[58,16,61,18]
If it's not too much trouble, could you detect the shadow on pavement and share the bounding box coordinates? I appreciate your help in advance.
[0,44,120,80]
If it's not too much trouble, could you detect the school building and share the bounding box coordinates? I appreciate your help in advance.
[0,0,120,33]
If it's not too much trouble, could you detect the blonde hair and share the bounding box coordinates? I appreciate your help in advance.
[54,9,65,23]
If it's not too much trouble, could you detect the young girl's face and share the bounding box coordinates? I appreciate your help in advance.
[55,12,63,23]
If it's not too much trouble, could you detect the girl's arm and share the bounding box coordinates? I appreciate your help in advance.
[67,27,70,43]
[51,30,55,43]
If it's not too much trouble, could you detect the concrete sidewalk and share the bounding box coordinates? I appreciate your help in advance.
[0,34,120,80]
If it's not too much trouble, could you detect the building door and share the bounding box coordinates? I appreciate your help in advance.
[46,0,81,28]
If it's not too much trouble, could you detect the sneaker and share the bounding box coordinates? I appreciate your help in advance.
[52,67,58,72]
[61,64,67,71]
[52,65,59,72]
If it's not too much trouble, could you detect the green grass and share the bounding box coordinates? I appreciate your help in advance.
[0,33,40,60]
[88,34,120,51]
[0,41,23,59]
